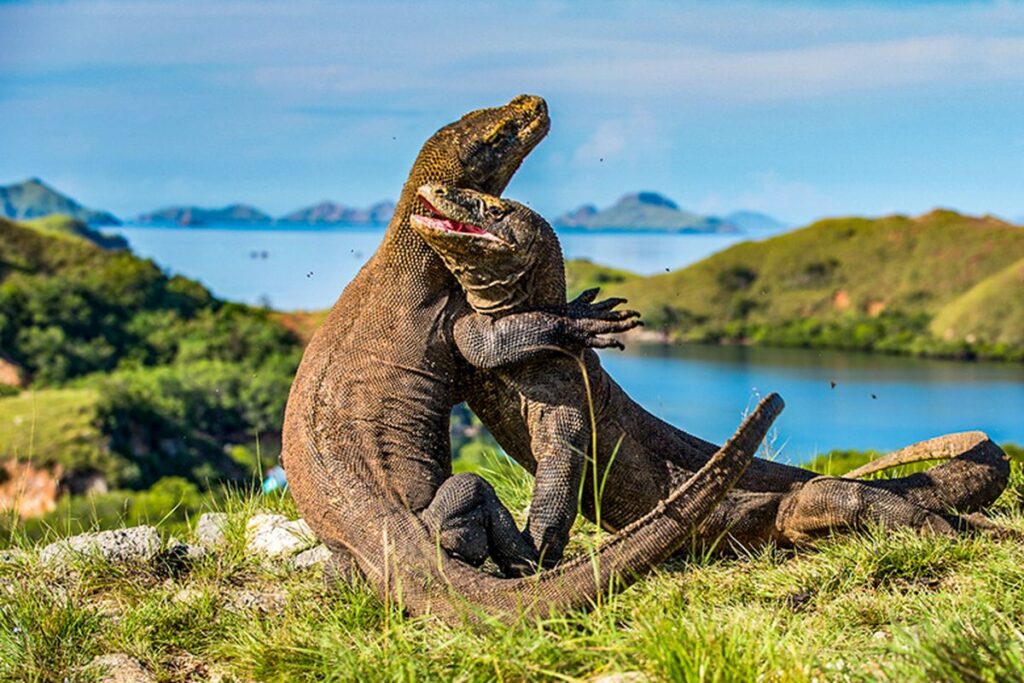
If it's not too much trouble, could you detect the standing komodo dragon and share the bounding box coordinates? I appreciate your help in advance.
[415,187,1011,550]
[282,95,783,625]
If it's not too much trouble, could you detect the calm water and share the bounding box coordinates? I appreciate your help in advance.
[105,224,1024,459]
[602,344,1024,462]
[108,224,743,310]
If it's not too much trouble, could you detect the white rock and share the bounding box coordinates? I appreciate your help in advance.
[245,514,315,558]
[89,653,155,683]
[40,527,161,567]
[194,512,229,548]
[590,673,649,683]
[291,543,332,569]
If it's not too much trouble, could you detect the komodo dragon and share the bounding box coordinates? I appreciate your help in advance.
[281,95,784,625]
[416,187,1011,550]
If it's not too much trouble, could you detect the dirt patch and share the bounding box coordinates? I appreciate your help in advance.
[0,459,60,518]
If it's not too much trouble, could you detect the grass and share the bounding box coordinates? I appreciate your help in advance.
[2,454,1023,682]
[0,388,108,472]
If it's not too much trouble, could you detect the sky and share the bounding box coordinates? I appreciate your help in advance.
[1,0,1023,225]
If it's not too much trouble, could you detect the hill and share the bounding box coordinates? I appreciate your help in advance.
[555,192,739,233]
[136,204,272,226]
[930,256,1024,349]
[0,216,301,493]
[0,178,120,225]
[603,209,1024,360]
[21,214,128,250]
[279,200,394,225]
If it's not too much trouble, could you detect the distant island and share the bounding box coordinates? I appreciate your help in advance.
[279,200,395,226]
[2,177,794,235]
[136,203,273,226]
[0,178,120,226]
[554,191,785,234]
[138,200,396,227]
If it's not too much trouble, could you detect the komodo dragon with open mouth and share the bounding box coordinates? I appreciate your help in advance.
[417,186,1011,551]
[282,95,783,625]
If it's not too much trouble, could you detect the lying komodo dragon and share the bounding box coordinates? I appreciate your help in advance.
[415,185,1011,551]
[282,94,783,625]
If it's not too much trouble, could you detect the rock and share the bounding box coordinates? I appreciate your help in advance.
[291,543,331,569]
[88,653,155,683]
[245,514,315,559]
[40,526,161,567]
[195,512,229,549]
[0,548,29,564]
[589,673,649,683]
[226,588,287,614]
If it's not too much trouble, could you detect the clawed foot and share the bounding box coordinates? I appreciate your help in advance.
[954,512,1024,540]
[565,287,642,350]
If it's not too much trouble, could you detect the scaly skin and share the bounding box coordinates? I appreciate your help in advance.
[282,96,782,625]
[421,190,1011,551]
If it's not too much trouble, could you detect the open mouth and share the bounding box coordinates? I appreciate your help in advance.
[412,195,493,238]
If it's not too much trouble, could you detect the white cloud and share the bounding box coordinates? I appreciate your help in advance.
[490,35,1024,104]
[572,108,658,166]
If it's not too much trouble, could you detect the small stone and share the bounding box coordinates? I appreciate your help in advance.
[88,653,155,683]
[195,512,229,549]
[40,527,161,567]
[172,587,204,605]
[590,673,649,683]
[291,543,332,569]
[245,514,315,558]
[0,548,29,564]
[227,589,287,614]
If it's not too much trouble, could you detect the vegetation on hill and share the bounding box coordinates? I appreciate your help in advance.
[21,214,128,250]
[0,216,302,495]
[0,178,120,225]
[602,209,1024,361]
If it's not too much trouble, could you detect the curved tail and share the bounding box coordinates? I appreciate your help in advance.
[305,393,783,625]
[845,431,998,478]
[850,431,1010,513]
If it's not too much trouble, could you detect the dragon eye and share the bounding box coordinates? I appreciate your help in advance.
[487,205,504,219]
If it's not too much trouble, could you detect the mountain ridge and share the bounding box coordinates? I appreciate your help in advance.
[0,178,120,226]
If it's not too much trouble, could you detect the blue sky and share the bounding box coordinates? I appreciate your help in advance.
[1,0,1023,224]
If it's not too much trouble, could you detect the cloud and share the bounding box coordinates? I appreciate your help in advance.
[490,35,1024,104]
[572,108,658,166]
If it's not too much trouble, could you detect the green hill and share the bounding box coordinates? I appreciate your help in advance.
[0,178,120,225]
[604,209,1024,360]
[0,216,301,491]
[930,256,1024,348]
[21,214,128,250]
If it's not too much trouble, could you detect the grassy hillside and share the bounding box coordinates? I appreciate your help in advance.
[0,389,111,475]
[930,256,1024,348]
[604,210,1024,360]
[20,214,128,250]
[0,216,301,494]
